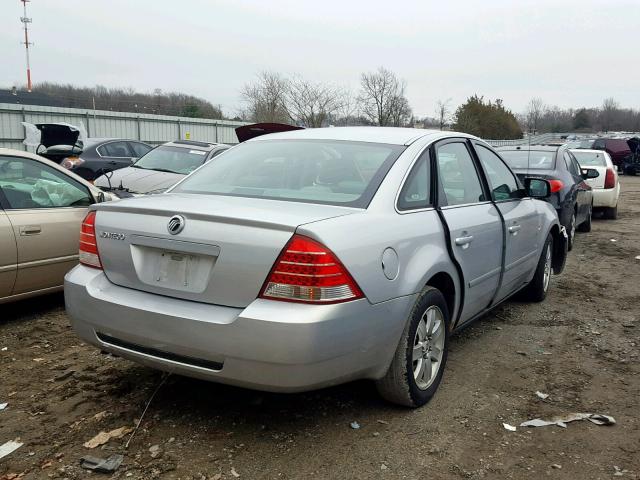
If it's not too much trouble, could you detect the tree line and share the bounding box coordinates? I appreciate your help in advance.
[6,70,639,138]
[3,82,224,119]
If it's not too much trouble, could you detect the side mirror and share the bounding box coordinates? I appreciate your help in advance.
[581,168,599,179]
[524,178,551,199]
[96,191,106,203]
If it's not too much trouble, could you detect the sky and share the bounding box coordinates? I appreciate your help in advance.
[1,0,639,118]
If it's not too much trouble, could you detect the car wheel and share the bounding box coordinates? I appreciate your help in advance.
[521,234,553,302]
[376,287,450,407]
[567,212,576,251]
[577,203,592,232]
[604,205,618,220]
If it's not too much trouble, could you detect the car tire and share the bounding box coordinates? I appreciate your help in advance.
[577,204,592,232]
[520,234,553,302]
[567,212,576,251]
[604,205,618,220]
[376,287,450,408]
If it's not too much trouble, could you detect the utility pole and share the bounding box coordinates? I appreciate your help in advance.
[20,0,33,92]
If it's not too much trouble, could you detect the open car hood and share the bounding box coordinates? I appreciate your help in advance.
[627,137,640,153]
[235,123,303,143]
[22,122,86,148]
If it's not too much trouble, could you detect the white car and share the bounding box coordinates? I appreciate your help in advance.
[571,149,620,219]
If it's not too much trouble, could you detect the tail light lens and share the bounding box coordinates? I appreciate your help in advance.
[61,156,84,169]
[79,211,102,269]
[548,180,564,193]
[260,234,364,304]
[604,168,616,189]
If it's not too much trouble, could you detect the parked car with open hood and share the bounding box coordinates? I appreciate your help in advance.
[497,144,597,250]
[65,127,567,407]
[94,140,230,196]
[0,148,114,303]
[571,149,620,219]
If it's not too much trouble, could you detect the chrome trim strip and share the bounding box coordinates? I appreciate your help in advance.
[504,250,537,272]
[17,254,78,269]
[468,267,501,288]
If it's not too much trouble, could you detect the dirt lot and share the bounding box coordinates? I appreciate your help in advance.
[1,176,639,480]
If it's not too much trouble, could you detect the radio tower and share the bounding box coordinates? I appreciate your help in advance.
[20,0,33,92]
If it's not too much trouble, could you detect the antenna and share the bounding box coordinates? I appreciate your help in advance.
[20,0,33,92]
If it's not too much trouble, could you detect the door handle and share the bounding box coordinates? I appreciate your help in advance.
[508,225,521,234]
[455,235,474,248]
[20,225,41,235]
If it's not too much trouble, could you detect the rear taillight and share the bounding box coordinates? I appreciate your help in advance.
[61,156,85,169]
[79,211,102,269]
[260,234,364,304]
[604,168,616,189]
[549,180,564,193]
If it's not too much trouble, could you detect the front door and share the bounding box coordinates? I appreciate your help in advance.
[0,155,94,296]
[435,140,503,324]
[474,143,540,301]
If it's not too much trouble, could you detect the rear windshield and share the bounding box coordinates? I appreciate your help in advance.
[572,151,607,167]
[172,140,405,208]
[132,145,209,175]
[500,150,556,170]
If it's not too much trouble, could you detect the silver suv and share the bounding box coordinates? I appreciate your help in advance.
[65,127,567,407]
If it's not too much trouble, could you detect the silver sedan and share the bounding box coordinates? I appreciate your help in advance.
[65,127,567,407]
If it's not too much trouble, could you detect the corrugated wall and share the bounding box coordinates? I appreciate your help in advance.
[0,103,248,151]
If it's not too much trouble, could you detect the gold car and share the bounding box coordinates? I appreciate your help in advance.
[0,148,112,303]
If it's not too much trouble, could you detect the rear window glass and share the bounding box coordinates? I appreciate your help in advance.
[572,151,607,167]
[499,150,556,170]
[172,140,405,208]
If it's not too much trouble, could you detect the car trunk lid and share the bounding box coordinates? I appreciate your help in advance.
[94,194,358,307]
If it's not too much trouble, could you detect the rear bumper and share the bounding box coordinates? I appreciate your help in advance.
[592,187,619,208]
[64,265,414,393]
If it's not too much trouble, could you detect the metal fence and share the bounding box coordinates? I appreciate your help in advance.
[0,103,248,151]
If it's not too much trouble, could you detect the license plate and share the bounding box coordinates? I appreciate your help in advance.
[156,251,196,287]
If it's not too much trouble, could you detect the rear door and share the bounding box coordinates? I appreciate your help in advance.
[0,155,94,295]
[435,139,503,324]
[0,209,17,299]
[96,141,136,172]
[473,143,540,301]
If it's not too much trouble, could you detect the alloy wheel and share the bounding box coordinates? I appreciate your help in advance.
[412,306,446,390]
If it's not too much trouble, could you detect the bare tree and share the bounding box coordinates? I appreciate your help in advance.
[332,89,360,126]
[436,98,452,130]
[525,97,546,134]
[240,71,290,124]
[358,67,411,126]
[388,93,412,127]
[600,97,620,132]
[284,77,345,127]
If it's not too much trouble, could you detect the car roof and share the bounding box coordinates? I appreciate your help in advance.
[246,126,464,146]
[161,140,225,151]
[570,149,609,155]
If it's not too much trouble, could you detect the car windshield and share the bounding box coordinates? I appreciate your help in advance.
[132,145,208,174]
[172,140,405,208]
[500,150,556,170]
[572,151,607,167]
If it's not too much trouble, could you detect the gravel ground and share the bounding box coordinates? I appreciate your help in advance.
[1,176,639,480]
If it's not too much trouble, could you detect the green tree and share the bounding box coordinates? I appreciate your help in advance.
[573,108,591,130]
[452,95,522,139]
